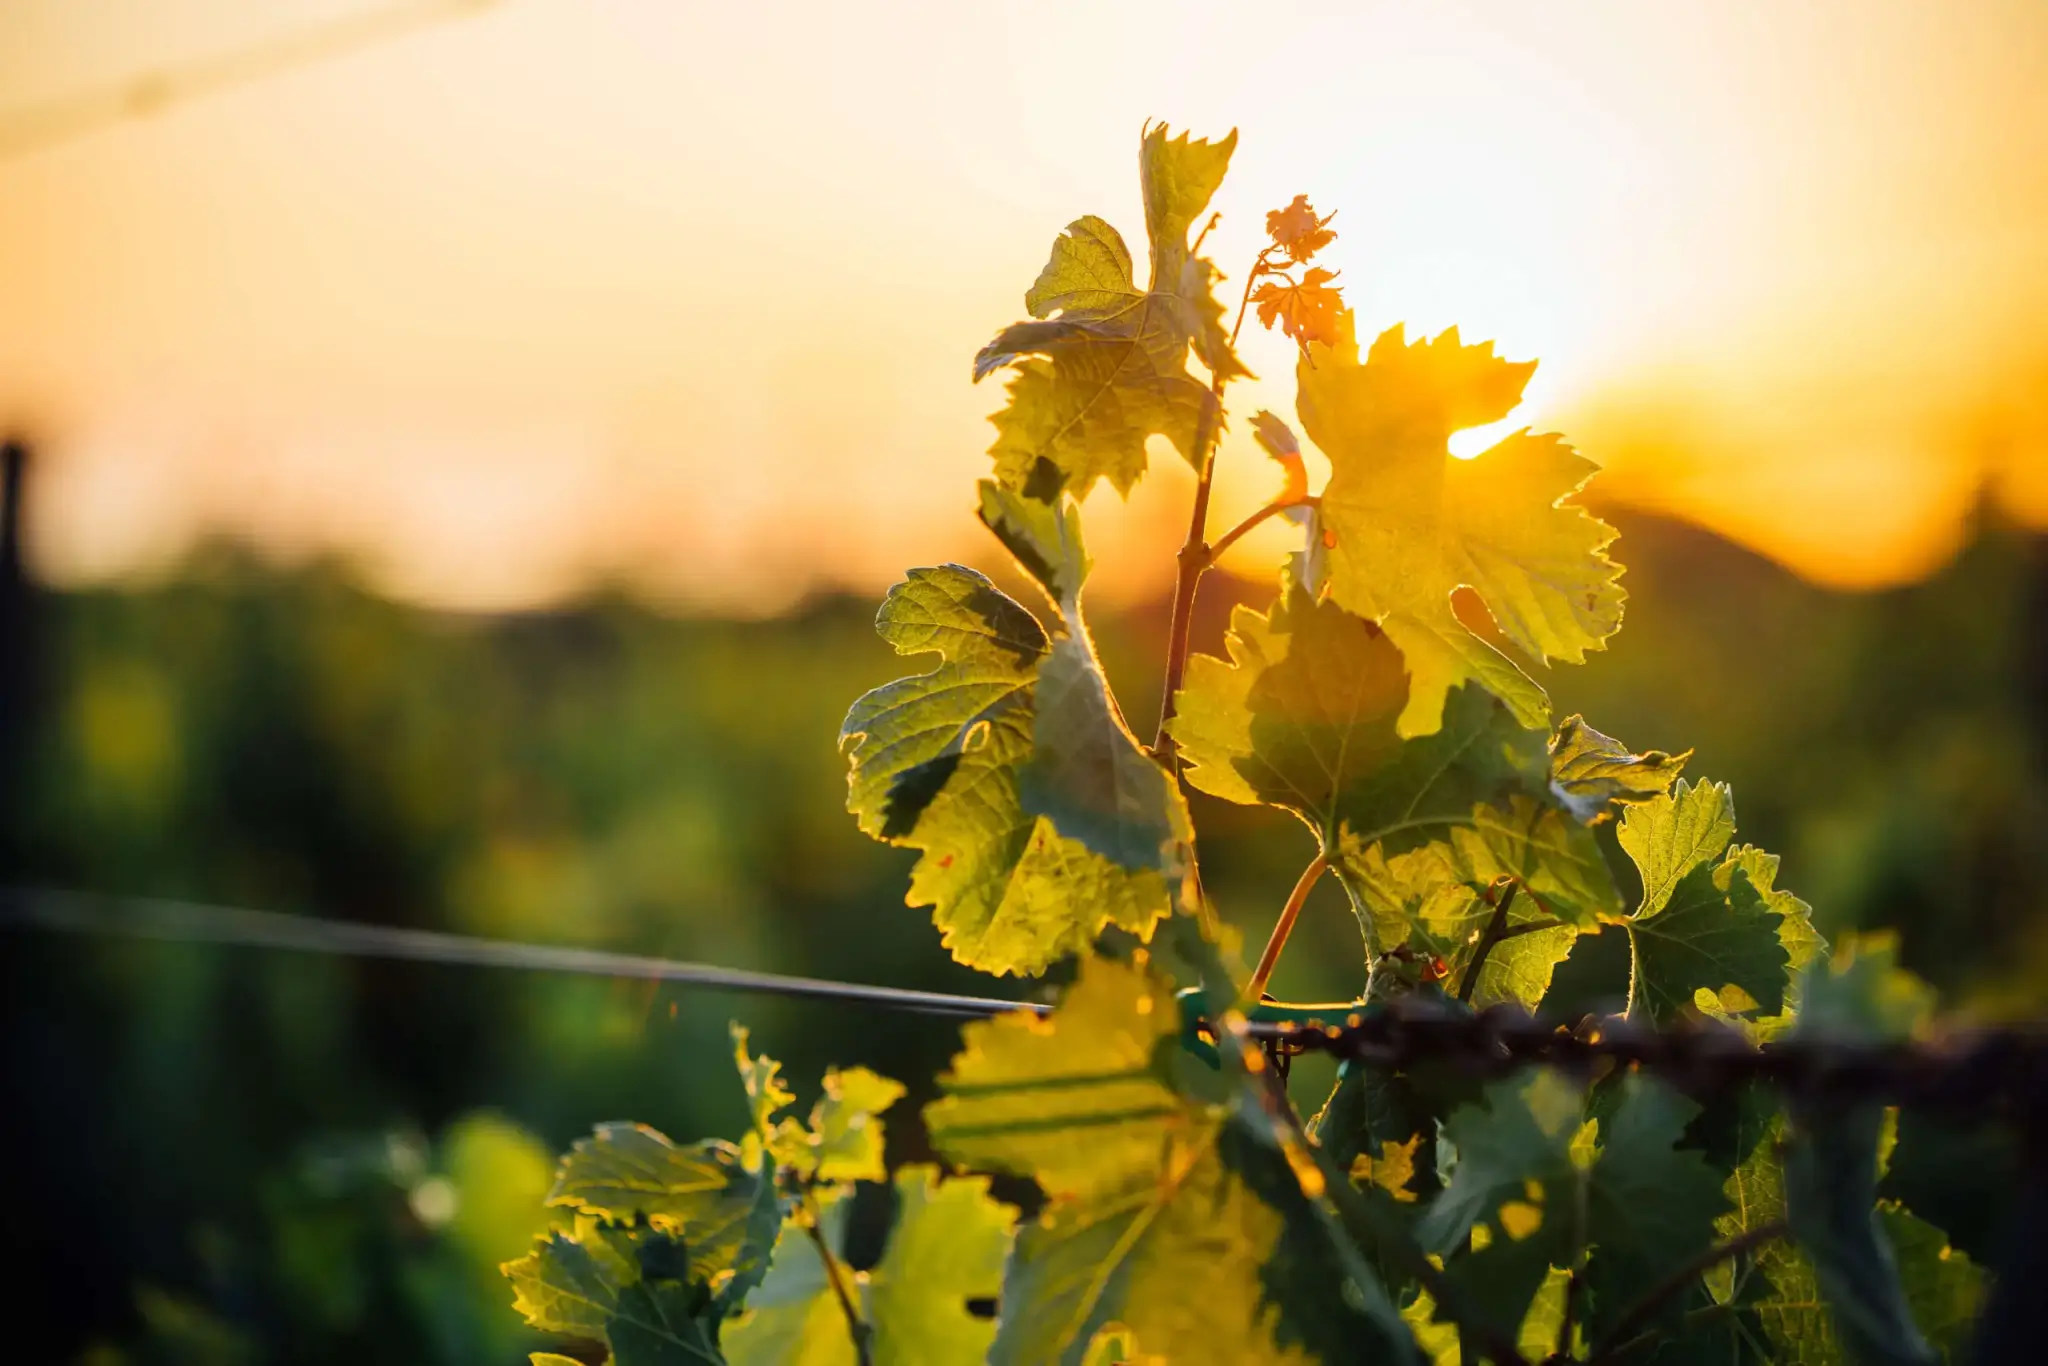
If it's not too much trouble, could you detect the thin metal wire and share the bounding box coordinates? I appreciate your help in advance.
[13,886,2048,1113]
[1238,998,2048,1117]
[0,887,1049,1020]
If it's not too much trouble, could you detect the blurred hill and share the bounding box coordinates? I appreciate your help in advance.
[2,494,2042,1361]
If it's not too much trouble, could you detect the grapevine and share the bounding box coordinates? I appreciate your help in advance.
[500,125,1993,1365]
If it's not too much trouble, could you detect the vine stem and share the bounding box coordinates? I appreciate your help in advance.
[802,1194,874,1366]
[1246,852,1328,1000]
[1456,879,1520,1004]
[1581,1219,1790,1366]
[1152,244,1280,768]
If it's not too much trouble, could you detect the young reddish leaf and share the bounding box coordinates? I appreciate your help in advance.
[1252,267,1345,350]
[1250,409,1309,505]
[1265,194,1337,264]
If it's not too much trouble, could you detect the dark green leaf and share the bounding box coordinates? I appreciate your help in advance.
[1170,577,1548,854]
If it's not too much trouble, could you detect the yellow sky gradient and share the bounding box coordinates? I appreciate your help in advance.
[3,0,2045,612]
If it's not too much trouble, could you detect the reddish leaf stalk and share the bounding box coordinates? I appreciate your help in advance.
[1247,852,1329,1001]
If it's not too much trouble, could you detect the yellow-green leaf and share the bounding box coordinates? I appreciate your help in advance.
[545,1123,768,1281]
[925,955,1186,1200]
[976,126,1238,500]
[1337,795,1616,1004]
[840,565,1177,975]
[866,1167,1017,1365]
[1548,714,1690,815]
[1294,314,1623,735]
[505,1230,623,1340]
[805,1066,907,1184]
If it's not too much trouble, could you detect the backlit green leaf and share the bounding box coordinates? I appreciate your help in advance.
[977,126,1238,500]
[1549,714,1690,816]
[1337,794,1617,1003]
[867,1167,1017,1365]
[925,955,1186,1199]
[1293,313,1623,735]
[721,1194,855,1366]
[1617,781,1800,1027]
[841,565,1181,975]
[931,956,1400,1364]
[804,1066,906,1184]
[976,480,1090,613]
[505,1229,625,1340]
[546,1124,769,1284]
[1169,577,1548,857]
[505,1226,727,1365]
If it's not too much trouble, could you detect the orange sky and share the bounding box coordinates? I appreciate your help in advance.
[2,0,2045,612]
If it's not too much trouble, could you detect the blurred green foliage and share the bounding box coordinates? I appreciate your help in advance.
[3,508,2041,1359]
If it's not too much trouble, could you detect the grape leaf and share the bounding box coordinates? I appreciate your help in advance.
[731,1023,796,1141]
[1338,794,1616,1003]
[1577,1075,1731,1341]
[977,480,1090,612]
[1876,1204,1986,1364]
[925,954,1187,1199]
[1265,195,1336,264]
[1252,268,1345,350]
[720,1195,850,1366]
[1618,777,1737,918]
[1549,714,1690,817]
[1418,1071,1727,1346]
[1168,576,1548,853]
[973,481,1195,877]
[609,1276,727,1366]
[506,1229,628,1341]
[1615,781,1795,1027]
[841,565,1183,975]
[803,1066,906,1184]
[545,1124,771,1286]
[724,1168,1014,1366]
[1714,843,1828,1037]
[1714,1092,1978,1365]
[1782,937,1942,1366]
[1183,255,1251,384]
[994,1140,1323,1366]
[866,1167,1018,1365]
[505,1226,726,1364]
[929,956,1402,1365]
[976,126,1239,500]
[1023,630,1192,872]
[1293,313,1623,736]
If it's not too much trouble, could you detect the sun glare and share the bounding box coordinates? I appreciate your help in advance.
[1,0,2044,607]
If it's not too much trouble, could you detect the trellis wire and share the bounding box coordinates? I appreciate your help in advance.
[0,887,1049,1020]
[10,885,2048,1115]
